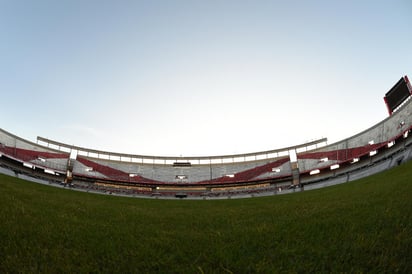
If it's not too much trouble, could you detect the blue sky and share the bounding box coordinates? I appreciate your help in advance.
[1,0,411,156]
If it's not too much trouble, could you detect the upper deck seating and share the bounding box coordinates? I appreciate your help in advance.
[297,142,388,173]
[75,157,157,184]
[75,156,130,180]
[0,145,69,162]
[207,158,290,184]
[298,143,386,162]
[0,145,69,172]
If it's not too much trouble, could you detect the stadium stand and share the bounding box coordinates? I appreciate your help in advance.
[1,76,412,199]
[0,130,70,176]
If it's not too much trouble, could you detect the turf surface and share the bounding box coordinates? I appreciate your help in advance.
[0,161,411,273]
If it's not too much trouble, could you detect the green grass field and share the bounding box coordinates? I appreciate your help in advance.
[1,161,411,273]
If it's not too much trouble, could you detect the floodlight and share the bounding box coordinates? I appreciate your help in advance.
[272,168,281,173]
[330,164,340,170]
[44,169,55,175]
[309,169,320,175]
[175,175,188,180]
[23,162,34,169]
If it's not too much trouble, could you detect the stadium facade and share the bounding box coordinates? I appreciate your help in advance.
[1,76,412,199]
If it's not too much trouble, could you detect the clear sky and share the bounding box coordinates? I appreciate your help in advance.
[1,0,411,157]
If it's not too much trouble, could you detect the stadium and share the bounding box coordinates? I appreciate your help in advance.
[2,1,412,272]
[1,76,412,199]
[1,76,412,272]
